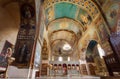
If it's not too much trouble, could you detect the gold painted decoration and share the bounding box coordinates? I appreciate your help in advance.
[80,15,89,24]
[44,0,99,19]
[48,18,83,35]
[47,6,54,22]
[48,0,53,3]
[42,40,48,60]
[48,9,54,21]
[91,7,95,13]
[84,1,89,7]
[60,21,68,29]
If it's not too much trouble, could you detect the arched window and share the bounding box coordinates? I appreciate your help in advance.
[58,56,63,61]
[97,44,105,58]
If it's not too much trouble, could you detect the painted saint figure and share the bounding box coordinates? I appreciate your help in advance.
[80,14,92,25]
[21,4,35,19]
[18,43,30,63]
[5,47,13,58]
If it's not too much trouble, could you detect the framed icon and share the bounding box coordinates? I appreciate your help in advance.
[21,4,35,19]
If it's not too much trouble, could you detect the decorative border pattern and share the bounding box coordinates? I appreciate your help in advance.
[44,0,99,19]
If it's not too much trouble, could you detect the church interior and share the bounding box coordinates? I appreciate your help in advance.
[0,0,120,78]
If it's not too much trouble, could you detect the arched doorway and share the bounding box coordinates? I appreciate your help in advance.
[85,40,107,76]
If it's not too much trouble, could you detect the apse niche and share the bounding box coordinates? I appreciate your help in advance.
[47,18,83,61]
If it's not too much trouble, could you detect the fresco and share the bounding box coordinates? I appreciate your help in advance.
[13,3,36,68]
[54,2,77,19]
[45,2,95,27]
[18,3,36,40]
[45,2,77,25]
[105,3,119,32]
[13,40,34,68]
[44,0,99,21]
[48,18,81,34]
[20,4,35,19]
[77,8,92,26]
[45,6,54,25]
[42,40,48,60]
[98,22,109,42]
[0,40,13,68]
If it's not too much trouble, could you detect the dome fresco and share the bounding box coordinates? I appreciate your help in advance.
[105,3,119,31]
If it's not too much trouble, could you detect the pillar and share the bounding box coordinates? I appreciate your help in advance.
[10,1,37,78]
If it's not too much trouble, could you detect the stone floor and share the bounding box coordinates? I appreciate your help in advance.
[38,76,100,79]
[6,75,120,79]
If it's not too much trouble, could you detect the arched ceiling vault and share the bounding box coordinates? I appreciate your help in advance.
[43,0,101,57]
[48,18,83,40]
[47,18,81,56]
[50,30,77,46]
[44,0,99,26]
[47,18,84,33]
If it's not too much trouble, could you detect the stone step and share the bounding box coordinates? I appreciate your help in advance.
[101,76,120,79]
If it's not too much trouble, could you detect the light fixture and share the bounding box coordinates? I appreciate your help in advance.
[63,43,71,51]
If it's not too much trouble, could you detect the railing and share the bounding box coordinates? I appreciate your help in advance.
[103,53,120,76]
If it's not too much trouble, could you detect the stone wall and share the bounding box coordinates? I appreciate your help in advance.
[0,3,20,52]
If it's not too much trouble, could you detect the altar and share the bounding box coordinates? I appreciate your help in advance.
[49,61,80,76]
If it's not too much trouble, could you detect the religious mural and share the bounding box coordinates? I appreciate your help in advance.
[0,40,13,68]
[45,6,54,24]
[21,4,35,19]
[77,8,92,26]
[12,3,36,68]
[95,17,109,42]
[41,39,48,60]
[48,18,81,35]
[44,0,99,27]
[98,22,109,42]
[18,3,36,40]
[13,40,34,68]
[105,3,119,32]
